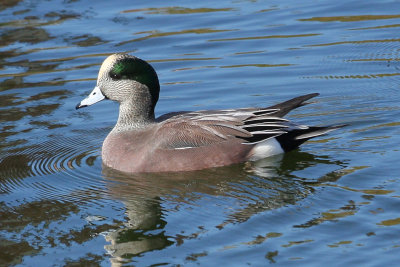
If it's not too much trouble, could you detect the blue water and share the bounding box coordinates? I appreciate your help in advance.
[1,0,400,266]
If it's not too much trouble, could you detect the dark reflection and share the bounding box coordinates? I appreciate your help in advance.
[0,54,69,149]
[66,34,108,47]
[0,199,77,266]
[0,198,122,266]
[102,151,346,262]
[0,239,37,266]
[0,54,71,150]
[1,27,53,45]
[0,9,81,28]
[0,88,69,147]
[0,62,66,91]
[0,0,23,11]
[0,199,79,231]
[63,253,104,267]
[44,10,81,24]
[299,14,400,22]
[0,154,33,182]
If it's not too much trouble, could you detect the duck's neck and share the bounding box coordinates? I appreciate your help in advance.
[112,98,156,133]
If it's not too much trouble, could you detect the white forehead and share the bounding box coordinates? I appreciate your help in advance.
[98,54,116,79]
[98,54,132,80]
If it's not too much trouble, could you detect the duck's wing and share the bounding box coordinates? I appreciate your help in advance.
[156,93,343,151]
[155,108,289,150]
[156,93,319,121]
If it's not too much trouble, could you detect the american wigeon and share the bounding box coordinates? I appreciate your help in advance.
[76,54,344,173]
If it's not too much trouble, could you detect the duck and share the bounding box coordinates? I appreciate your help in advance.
[76,53,344,173]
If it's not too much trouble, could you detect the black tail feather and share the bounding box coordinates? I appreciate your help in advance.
[276,124,346,152]
[268,93,319,117]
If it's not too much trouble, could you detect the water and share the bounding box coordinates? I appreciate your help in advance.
[1,0,400,266]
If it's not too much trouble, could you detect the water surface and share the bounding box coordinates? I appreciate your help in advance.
[1,0,400,266]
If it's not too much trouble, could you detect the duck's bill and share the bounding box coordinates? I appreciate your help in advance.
[76,86,105,109]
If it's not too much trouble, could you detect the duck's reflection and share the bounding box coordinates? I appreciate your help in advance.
[102,151,345,265]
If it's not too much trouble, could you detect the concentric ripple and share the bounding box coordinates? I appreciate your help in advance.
[0,128,108,203]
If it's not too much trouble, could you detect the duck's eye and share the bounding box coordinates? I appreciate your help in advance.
[109,71,121,80]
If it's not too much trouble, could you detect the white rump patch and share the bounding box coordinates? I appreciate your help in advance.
[248,138,284,161]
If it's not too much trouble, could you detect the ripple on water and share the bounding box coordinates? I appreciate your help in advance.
[0,129,107,203]
[303,31,400,93]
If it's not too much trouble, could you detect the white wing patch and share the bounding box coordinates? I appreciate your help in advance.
[173,146,195,150]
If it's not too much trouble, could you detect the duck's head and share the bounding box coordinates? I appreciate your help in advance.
[76,54,160,114]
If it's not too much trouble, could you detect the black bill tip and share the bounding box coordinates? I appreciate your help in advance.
[75,103,87,110]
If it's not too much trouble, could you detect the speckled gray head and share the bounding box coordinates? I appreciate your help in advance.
[76,53,160,113]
